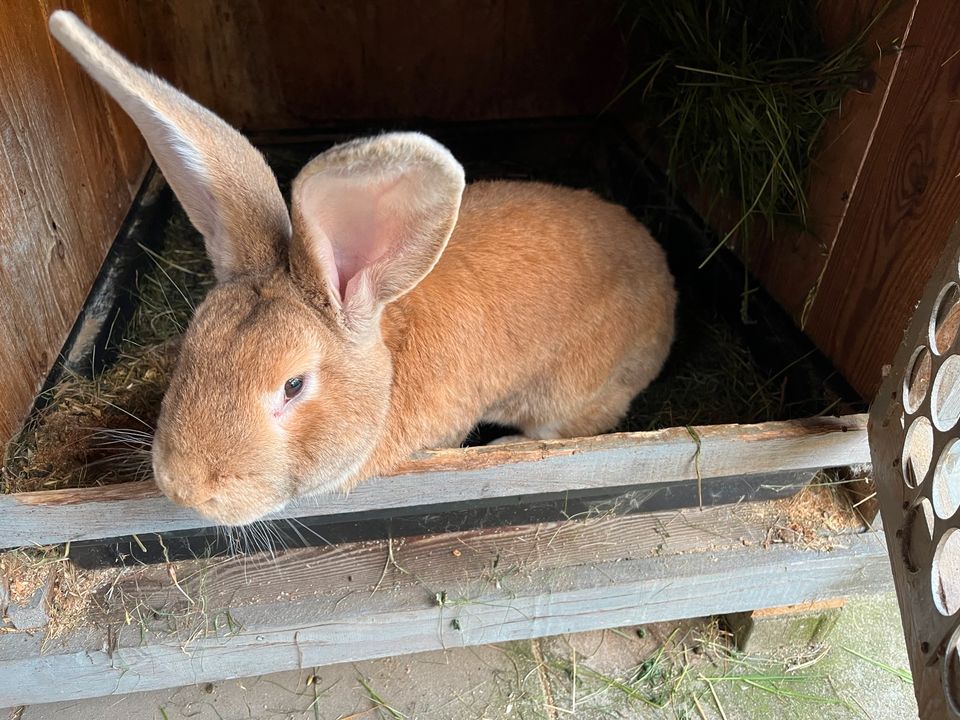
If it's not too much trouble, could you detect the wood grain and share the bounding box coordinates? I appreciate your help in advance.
[805,0,960,399]
[0,0,151,451]
[0,414,869,548]
[630,0,923,399]
[0,505,891,706]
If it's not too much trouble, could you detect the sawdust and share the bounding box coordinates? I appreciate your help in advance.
[0,549,117,640]
[44,562,117,640]
[742,474,865,552]
[1,550,56,607]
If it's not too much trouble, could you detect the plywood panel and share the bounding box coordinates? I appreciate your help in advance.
[804,0,960,398]
[0,0,151,450]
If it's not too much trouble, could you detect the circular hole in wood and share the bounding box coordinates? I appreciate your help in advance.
[904,346,933,414]
[904,416,935,488]
[932,283,960,354]
[902,497,936,573]
[944,624,960,714]
[933,529,960,616]
[936,440,960,520]
[934,356,960,431]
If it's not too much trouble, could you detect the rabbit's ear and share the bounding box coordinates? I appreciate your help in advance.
[49,11,289,281]
[290,133,465,334]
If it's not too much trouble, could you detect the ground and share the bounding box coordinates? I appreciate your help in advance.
[9,592,916,720]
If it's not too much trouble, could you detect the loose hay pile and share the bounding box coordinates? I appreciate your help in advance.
[0,547,114,640]
[2,212,209,495]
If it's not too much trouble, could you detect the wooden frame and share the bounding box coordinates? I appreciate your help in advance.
[0,502,890,707]
[0,415,868,550]
[0,117,880,704]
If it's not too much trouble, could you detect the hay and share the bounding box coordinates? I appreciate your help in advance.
[1,212,209,495]
[620,315,783,432]
[738,471,866,552]
[613,0,888,314]
[0,547,116,640]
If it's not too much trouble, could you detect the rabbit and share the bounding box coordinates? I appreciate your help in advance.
[50,11,676,526]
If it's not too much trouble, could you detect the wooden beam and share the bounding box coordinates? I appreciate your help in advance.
[133,0,624,130]
[0,503,892,707]
[0,415,869,549]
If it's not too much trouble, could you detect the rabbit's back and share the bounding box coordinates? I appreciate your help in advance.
[380,180,676,452]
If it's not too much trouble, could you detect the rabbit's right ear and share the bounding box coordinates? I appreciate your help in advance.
[49,11,289,282]
[290,133,465,336]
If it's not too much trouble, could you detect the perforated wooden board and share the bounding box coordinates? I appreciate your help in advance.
[870,219,960,718]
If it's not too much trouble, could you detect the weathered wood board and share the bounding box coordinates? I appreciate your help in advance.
[0,503,892,707]
[804,0,960,400]
[0,0,151,450]
[67,468,811,568]
[0,415,869,549]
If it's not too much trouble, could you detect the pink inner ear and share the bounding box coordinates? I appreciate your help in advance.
[299,174,404,304]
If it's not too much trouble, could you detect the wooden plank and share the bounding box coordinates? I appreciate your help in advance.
[0,0,151,450]
[804,0,960,399]
[0,415,869,548]
[68,467,812,567]
[0,505,892,706]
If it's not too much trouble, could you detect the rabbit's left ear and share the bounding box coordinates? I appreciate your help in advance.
[290,133,465,334]
[49,11,290,282]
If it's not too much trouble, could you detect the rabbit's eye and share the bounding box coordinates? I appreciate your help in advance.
[284,376,304,400]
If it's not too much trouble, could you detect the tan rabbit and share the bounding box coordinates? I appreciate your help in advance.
[50,11,676,526]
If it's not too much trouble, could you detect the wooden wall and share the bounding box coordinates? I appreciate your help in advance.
[0,0,151,450]
[748,0,960,401]
[0,0,624,450]
[135,0,624,131]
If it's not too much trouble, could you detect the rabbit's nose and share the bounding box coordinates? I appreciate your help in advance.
[165,478,217,508]
[154,464,217,508]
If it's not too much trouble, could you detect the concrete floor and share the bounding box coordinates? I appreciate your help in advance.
[9,592,917,720]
